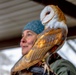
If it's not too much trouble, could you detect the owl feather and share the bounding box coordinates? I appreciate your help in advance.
[11,5,68,74]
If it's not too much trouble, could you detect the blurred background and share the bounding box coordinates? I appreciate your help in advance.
[0,0,76,75]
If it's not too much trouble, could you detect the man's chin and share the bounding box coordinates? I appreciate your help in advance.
[22,49,29,55]
[22,52,27,55]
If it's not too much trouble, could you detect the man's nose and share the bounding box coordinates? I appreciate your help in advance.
[21,37,27,43]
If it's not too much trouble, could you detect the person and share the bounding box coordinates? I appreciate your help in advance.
[18,20,76,75]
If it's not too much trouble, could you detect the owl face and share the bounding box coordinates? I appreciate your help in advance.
[40,5,55,25]
[40,5,68,34]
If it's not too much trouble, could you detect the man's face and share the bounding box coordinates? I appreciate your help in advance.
[20,30,37,55]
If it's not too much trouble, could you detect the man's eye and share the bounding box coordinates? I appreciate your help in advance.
[27,34,32,36]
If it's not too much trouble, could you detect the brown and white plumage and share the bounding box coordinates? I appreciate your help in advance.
[40,5,68,33]
[40,5,68,73]
[11,5,68,74]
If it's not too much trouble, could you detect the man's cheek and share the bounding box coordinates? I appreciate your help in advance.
[28,40,35,45]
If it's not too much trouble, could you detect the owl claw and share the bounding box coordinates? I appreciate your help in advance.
[42,62,57,75]
[42,62,50,75]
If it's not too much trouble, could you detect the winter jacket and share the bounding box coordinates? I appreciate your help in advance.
[50,59,76,75]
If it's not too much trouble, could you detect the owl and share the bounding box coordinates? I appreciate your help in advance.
[40,5,68,32]
[11,5,68,74]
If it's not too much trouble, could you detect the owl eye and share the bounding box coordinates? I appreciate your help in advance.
[45,11,50,15]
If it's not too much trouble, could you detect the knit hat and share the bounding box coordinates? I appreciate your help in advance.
[23,20,44,34]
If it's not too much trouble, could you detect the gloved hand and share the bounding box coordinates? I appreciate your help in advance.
[29,66,46,75]
[29,66,56,75]
[11,66,56,75]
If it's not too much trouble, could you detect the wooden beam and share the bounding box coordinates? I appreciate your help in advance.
[68,26,76,39]
[0,37,21,50]
[0,26,76,50]
[33,0,76,18]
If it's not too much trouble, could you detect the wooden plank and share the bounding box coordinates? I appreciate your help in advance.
[0,37,21,50]
[33,0,76,18]
[68,26,76,39]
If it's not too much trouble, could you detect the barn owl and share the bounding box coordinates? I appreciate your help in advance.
[11,5,68,75]
[40,5,68,33]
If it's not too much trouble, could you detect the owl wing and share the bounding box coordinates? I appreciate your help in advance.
[11,28,64,73]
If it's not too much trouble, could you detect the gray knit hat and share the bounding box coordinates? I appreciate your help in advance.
[23,20,44,34]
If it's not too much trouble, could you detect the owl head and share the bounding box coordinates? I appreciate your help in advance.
[40,5,66,25]
[40,5,68,34]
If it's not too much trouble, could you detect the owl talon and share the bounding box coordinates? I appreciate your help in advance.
[42,62,50,75]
